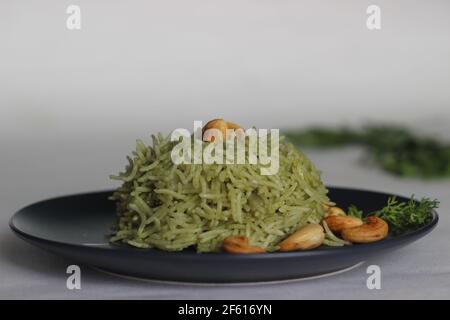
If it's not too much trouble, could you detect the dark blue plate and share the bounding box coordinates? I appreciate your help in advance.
[10,187,438,283]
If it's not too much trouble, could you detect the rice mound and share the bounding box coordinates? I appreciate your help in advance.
[110,134,329,252]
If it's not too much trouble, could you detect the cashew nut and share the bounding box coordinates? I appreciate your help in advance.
[223,236,265,254]
[202,119,242,142]
[325,206,346,217]
[226,121,241,130]
[323,215,363,234]
[341,216,389,243]
[278,224,325,251]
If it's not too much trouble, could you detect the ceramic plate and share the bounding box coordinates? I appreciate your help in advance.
[10,187,438,283]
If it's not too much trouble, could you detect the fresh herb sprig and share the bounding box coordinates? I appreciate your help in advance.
[347,205,363,219]
[284,126,450,179]
[349,196,439,235]
[376,196,439,235]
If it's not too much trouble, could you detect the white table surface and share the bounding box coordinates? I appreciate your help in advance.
[1,137,449,300]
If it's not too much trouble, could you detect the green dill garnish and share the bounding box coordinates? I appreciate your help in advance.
[284,125,450,179]
[347,196,439,235]
[375,196,439,235]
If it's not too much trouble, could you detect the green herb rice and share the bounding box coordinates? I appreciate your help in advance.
[110,134,330,252]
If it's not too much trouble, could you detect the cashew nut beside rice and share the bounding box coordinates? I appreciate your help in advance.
[341,216,389,243]
[278,224,325,252]
[322,204,388,243]
[323,215,364,234]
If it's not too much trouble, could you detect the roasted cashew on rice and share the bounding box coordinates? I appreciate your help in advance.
[202,119,242,142]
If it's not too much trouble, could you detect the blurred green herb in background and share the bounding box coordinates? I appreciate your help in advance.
[284,126,450,179]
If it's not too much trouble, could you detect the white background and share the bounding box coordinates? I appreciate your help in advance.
[1,0,449,299]
[1,0,450,142]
